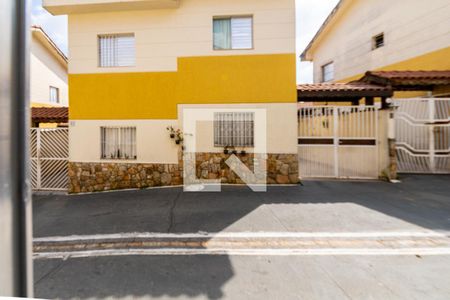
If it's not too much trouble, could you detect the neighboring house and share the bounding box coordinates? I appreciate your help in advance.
[43,0,298,193]
[301,0,450,96]
[31,25,68,107]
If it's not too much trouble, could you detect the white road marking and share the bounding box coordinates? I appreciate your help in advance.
[34,247,450,259]
[33,231,449,243]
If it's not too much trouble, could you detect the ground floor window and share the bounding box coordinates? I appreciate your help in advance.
[214,112,254,147]
[101,127,136,160]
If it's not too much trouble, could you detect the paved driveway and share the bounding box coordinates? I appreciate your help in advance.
[33,175,450,237]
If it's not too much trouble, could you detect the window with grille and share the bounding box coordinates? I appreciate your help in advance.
[372,33,384,50]
[98,34,135,67]
[321,62,334,82]
[101,127,137,160]
[214,112,254,147]
[213,16,253,50]
[49,86,59,103]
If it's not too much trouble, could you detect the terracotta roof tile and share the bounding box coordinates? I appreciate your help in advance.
[367,70,450,80]
[297,82,390,92]
[32,107,68,123]
[361,70,450,88]
[297,82,393,99]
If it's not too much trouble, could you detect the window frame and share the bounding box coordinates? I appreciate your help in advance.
[214,112,255,148]
[49,86,60,104]
[213,15,254,51]
[98,33,136,68]
[100,126,137,160]
[321,61,334,83]
[372,33,385,50]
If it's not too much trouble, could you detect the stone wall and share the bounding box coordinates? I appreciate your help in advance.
[68,153,298,193]
[193,153,299,185]
[68,162,182,193]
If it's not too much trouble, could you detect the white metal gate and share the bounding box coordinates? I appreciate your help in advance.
[298,106,379,179]
[394,98,450,174]
[30,128,69,191]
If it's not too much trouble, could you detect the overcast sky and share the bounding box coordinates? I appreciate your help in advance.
[31,0,339,83]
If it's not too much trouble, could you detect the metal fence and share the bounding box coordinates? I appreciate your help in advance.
[298,106,379,179]
[30,128,69,190]
[394,98,450,174]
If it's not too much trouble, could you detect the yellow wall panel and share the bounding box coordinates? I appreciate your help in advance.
[69,54,296,120]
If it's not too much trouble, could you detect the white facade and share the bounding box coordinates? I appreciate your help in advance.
[66,0,296,74]
[30,27,68,106]
[305,0,450,83]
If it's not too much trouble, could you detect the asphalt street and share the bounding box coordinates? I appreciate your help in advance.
[33,175,450,299]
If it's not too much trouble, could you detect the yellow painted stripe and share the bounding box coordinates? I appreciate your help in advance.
[69,54,297,120]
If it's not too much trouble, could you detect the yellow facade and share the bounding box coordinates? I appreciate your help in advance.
[70,54,296,120]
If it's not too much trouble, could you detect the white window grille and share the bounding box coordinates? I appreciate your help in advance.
[322,62,334,82]
[214,112,254,147]
[101,127,137,160]
[98,34,136,67]
[49,86,59,103]
[213,16,253,50]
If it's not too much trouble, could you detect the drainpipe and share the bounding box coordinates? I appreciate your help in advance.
[0,0,34,297]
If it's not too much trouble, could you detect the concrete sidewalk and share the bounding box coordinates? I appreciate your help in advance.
[33,175,450,237]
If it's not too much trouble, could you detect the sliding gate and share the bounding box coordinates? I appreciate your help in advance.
[394,98,450,174]
[298,106,379,179]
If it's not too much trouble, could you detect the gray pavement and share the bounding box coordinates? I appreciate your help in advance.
[35,255,450,299]
[33,175,450,237]
[32,175,450,299]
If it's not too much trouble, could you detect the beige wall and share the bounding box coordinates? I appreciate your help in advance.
[69,103,298,163]
[69,119,180,163]
[68,0,296,74]
[179,103,298,154]
[311,0,450,82]
[30,34,68,106]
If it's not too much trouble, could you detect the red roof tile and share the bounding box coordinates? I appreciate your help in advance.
[297,82,392,99]
[361,70,450,89]
[297,82,390,92]
[32,107,68,124]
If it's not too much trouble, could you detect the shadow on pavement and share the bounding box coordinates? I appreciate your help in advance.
[33,174,450,299]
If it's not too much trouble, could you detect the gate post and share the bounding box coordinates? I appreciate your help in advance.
[36,128,41,189]
[333,108,339,178]
[428,99,436,172]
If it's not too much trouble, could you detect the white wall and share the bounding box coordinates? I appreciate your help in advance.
[68,0,296,74]
[311,0,450,82]
[30,34,68,106]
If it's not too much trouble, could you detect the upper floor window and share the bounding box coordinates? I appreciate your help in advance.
[213,16,253,50]
[214,112,254,147]
[49,86,59,103]
[101,127,137,160]
[372,33,384,50]
[98,34,135,67]
[322,62,334,82]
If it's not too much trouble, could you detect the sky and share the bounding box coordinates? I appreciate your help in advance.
[31,0,340,83]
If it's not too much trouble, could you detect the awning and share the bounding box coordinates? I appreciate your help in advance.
[31,107,68,124]
[297,82,393,101]
[360,70,450,91]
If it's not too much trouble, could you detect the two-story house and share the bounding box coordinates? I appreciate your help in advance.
[301,0,450,97]
[43,0,299,193]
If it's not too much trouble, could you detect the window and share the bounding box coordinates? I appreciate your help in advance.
[372,33,384,49]
[214,112,254,147]
[213,16,253,50]
[322,62,334,82]
[49,86,59,103]
[98,34,135,67]
[101,127,137,160]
